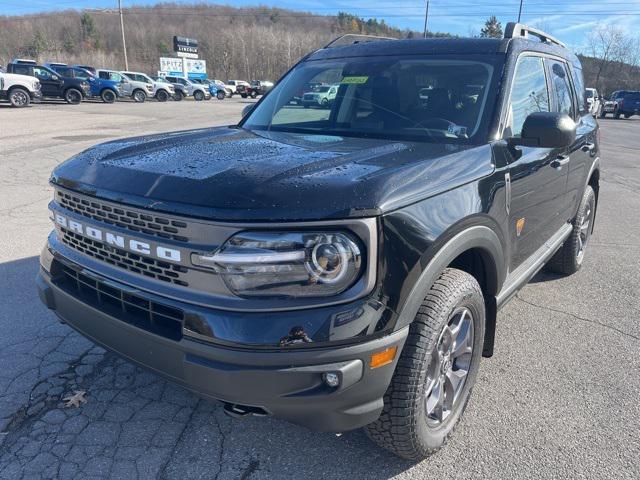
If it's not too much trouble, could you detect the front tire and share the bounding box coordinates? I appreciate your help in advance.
[546,185,596,275]
[250,90,257,98]
[173,90,184,101]
[216,90,225,100]
[101,89,116,103]
[156,90,169,102]
[194,90,205,101]
[133,89,146,103]
[8,87,30,107]
[366,268,485,460]
[64,88,82,104]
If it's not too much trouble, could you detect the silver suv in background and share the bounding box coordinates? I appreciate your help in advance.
[164,75,210,101]
[120,71,154,103]
[122,71,174,102]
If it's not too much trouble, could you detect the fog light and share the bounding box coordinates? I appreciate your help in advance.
[322,372,340,388]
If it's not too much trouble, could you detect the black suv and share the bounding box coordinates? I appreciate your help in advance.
[6,60,90,104]
[37,24,600,459]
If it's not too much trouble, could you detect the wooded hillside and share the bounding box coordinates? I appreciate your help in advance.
[0,4,435,81]
[1,3,639,94]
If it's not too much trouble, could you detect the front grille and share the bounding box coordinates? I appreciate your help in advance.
[54,262,183,341]
[56,190,189,243]
[303,94,315,100]
[59,227,189,287]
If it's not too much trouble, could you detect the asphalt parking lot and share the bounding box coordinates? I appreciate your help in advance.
[0,99,638,479]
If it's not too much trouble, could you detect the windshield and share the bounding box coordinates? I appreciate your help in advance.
[243,55,499,143]
[585,90,594,98]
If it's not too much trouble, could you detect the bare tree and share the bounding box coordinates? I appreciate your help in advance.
[587,24,626,92]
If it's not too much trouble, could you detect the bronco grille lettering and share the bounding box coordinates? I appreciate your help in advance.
[53,212,182,262]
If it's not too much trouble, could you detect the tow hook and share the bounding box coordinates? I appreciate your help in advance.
[222,403,268,419]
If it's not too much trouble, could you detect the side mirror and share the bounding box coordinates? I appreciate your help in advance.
[242,104,254,117]
[508,112,576,149]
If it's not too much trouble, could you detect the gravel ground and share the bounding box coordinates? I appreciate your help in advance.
[0,98,638,479]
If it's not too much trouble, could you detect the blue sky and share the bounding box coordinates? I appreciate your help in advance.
[4,0,640,52]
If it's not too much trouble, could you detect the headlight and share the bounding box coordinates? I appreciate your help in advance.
[81,82,90,90]
[34,80,41,90]
[192,231,363,298]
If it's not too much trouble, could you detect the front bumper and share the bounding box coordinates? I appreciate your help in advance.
[37,253,407,432]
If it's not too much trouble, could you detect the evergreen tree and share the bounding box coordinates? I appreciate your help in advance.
[80,13,100,49]
[480,15,503,38]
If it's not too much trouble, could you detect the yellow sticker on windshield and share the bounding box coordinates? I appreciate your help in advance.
[341,76,369,84]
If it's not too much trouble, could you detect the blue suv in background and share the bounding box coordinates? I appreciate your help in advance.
[192,78,227,100]
[47,64,122,103]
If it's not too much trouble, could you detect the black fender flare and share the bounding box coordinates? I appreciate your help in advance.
[585,155,601,229]
[394,224,505,332]
[586,156,600,190]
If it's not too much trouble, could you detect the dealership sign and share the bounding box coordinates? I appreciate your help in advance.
[159,57,207,80]
[173,36,198,55]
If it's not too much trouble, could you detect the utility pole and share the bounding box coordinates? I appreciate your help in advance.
[518,0,524,23]
[118,0,129,70]
[423,0,430,38]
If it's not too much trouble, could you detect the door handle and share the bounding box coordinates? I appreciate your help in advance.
[581,142,595,152]
[551,155,570,169]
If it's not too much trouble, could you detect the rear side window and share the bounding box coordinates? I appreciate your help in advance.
[548,60,574,117]
[12,65,31,76]
[508,56,550,137]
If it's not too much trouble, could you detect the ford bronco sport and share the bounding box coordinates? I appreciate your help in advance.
[38,24,600,460]
[0,69,42,107]
[7,60,90,104]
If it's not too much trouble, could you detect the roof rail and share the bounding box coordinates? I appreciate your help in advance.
[324,34,397,49]
[504,22,566,48]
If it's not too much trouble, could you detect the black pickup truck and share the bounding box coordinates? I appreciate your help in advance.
[6,61,90,104]
[38,23,600,459]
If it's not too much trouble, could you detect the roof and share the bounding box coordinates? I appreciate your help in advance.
[307,35,579,67]
[309,38,505,60]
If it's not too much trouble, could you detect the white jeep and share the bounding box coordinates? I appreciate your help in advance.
[0,69,42,107]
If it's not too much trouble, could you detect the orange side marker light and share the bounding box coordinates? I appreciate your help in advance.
[370,346,398,369]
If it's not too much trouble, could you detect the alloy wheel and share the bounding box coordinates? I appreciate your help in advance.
[424,307,474,427]
[577,201,593,262]
[11,90,28,107]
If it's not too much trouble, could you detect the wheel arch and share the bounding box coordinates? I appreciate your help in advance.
[586,158,600,232]
[6,85,31,104]
[394,223,506,357]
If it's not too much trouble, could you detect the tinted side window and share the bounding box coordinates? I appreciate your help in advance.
[508,56,550,137]
[13,65,31,76]
[572,65,587,114]
[548,60,574,117]
[33,67,53,80]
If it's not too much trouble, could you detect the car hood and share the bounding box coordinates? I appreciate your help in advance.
[1,72,37,85]
[51,127,494,221]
